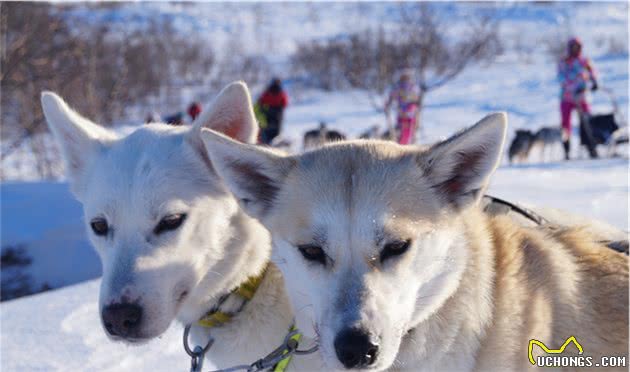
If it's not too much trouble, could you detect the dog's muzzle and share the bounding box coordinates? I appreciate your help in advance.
[101,302,143,338]
[334,327,379,369]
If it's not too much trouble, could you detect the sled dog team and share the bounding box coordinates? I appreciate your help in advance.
[41,82,628,371]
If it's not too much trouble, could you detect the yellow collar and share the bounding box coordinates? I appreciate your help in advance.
[197,266,268,328]
[196,269,303,372]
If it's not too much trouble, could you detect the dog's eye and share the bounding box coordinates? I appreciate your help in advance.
[380,239,411,262]
[90,218,109,236]
[154,213,187,235]
[297,244,327,265]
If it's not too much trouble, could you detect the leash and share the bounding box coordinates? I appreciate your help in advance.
[183,267,269,372]
[483,195,628,255]
[184,324,215,372]
[482,195,548,226]
[207,326,318,372]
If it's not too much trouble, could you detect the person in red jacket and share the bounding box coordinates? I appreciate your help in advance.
[187,102,202,122]
[257,78,288,144]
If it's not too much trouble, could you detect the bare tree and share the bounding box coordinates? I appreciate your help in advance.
[1,3,85,169]
[292,3,503,137]
[1,3,215,180]
[359,3,503,117]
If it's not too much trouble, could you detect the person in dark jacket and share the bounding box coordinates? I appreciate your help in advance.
[257,78,289,144]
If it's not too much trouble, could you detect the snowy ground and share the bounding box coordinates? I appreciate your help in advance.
[1,280,186,371]
[1,2,628,371]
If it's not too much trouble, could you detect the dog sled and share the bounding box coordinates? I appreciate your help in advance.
[577,87,627,158]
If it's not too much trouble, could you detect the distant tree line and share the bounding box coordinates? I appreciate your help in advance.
[10,3,624,180]
[0,245,48,301]
[0,2,270,179]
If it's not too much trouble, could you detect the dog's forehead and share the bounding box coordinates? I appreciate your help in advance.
[296,141,409,187]
[275,141,438,242]
[83,125,219,215]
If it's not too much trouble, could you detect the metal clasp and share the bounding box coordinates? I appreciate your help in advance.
[183,324,214,372]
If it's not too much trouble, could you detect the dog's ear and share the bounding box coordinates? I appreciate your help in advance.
[189,81,258,145]
[200,128,293,219]
[418,112,507,208]
[41,92,116,194]
[186,82,259,170]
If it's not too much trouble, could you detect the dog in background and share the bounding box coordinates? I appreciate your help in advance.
[303,122,346,150]
[608,126,629,157]
[508,129,535,164]
[509,127,563,163]
[532,127,563,162]
[359,125,400,142]
[358,125,381,140]
[269,136,293,150]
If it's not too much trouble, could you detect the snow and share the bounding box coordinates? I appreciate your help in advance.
[1,280,186,371]
[1,2,628,371]
[491,158,628,231]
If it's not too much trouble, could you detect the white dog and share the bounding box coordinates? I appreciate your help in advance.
[41,82,321,370]
[202,113,628,371]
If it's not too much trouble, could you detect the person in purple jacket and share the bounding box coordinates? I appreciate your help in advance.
[385,69,421,145]
[558,37,598,159]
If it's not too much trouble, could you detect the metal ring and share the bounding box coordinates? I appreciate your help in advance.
[183,324,215,357]
[286,338,299,351]
[294,345,319,355]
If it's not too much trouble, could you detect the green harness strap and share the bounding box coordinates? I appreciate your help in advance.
[273,326,302,372]
[195,267,303,371]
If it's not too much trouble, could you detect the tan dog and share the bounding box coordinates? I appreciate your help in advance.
[201,113,628,371]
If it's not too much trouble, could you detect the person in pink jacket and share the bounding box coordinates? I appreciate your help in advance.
[385,69,421,145]
[557,37,598,159]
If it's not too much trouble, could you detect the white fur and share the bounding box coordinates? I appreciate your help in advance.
[41,82,320,369]
[202,113,508,371]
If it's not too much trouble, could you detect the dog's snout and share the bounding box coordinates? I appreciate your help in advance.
[334,328,379,369]
[101,303,143,338]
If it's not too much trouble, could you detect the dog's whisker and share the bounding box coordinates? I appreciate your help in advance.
[206,270,225,278]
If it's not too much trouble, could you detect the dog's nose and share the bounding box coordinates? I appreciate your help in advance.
[101,303,143,338]
[334,327,379,369]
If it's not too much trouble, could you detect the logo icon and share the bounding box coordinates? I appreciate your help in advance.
[528,336,584,365]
